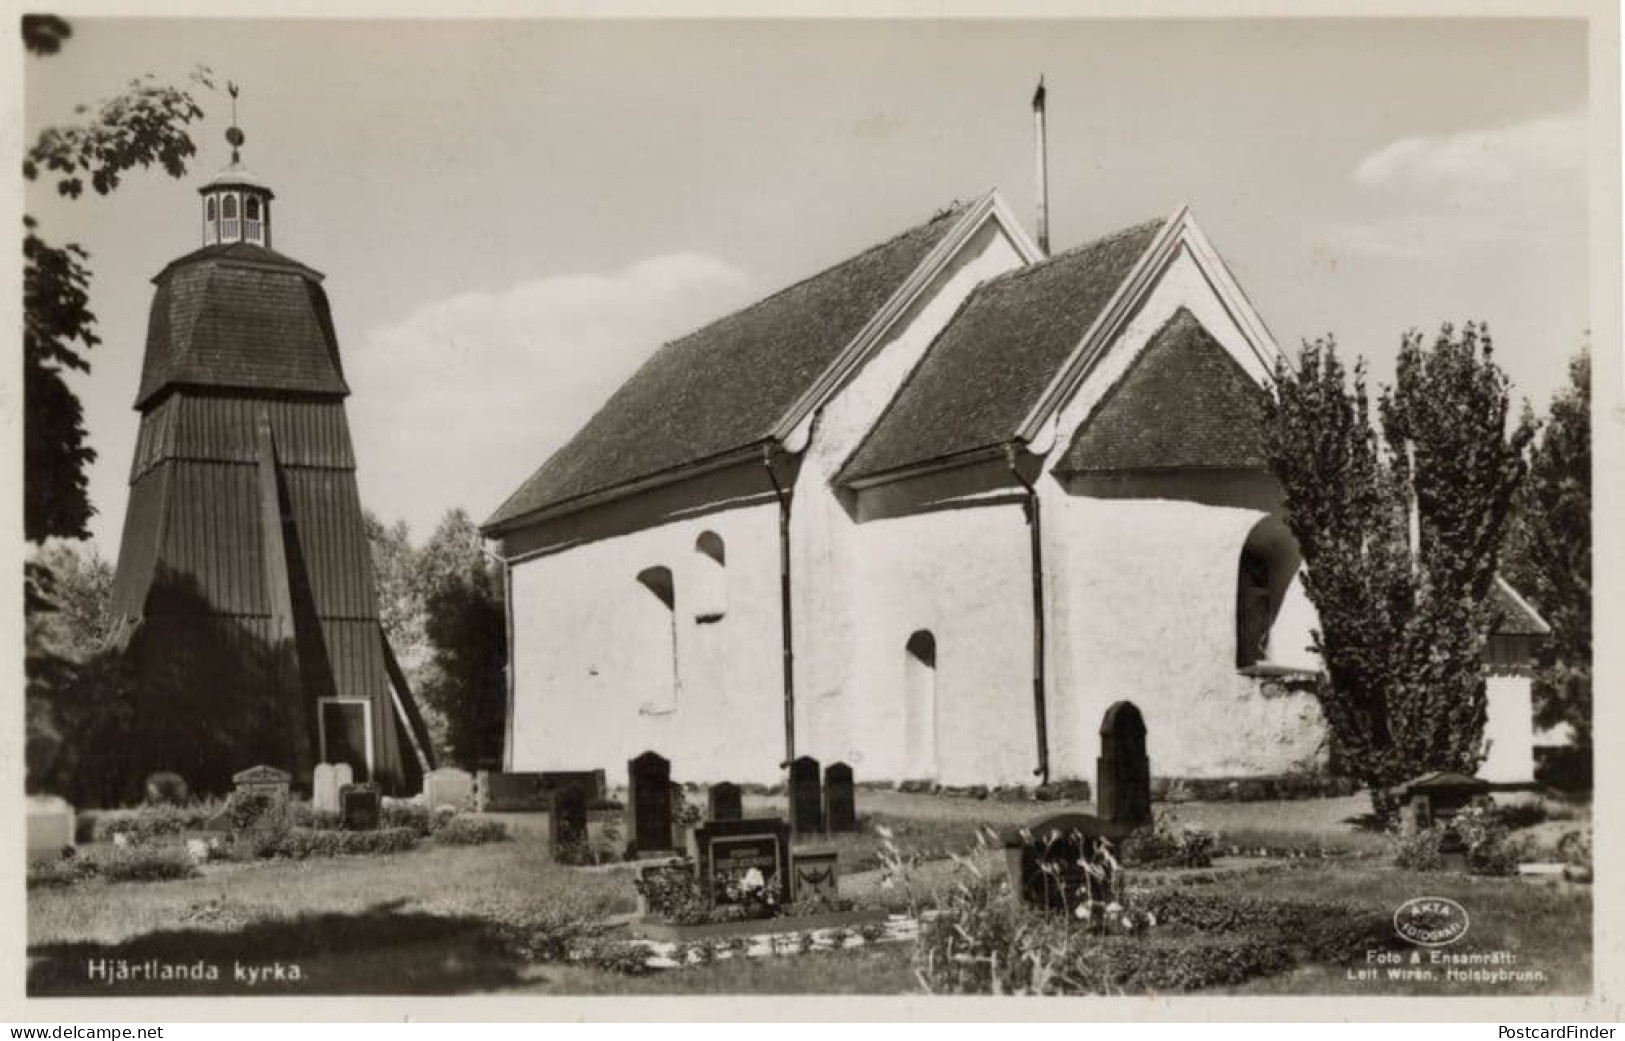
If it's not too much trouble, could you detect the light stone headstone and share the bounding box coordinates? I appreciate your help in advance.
[334,762,355,792]
[312,763,341,815]
[424,767,475,810]
[25,795,75,859]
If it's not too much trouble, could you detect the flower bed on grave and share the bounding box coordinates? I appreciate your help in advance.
[628,853,887,944]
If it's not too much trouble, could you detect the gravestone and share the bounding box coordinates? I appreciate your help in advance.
[26,795,75,859]
[823,762,856,833]
[792,848,840,903]
[693,817,792,906]
[334,762,354,793]
[1399,771,1491,862]
[707,782,742,822]
[541,770,608,803]
[1096,702,1151,826]
[636,860,697,917]
[1003,812,1133,912]
[232,764,292,801]
[312,763,341,816]
[424,766,475,810]
[476,771,550,812]
[627,751,674,853]
[548,783,589,859]
[789,756,823,835]
[341,782,381,831]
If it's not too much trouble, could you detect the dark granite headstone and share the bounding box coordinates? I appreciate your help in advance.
[789,756,822,835]
[823,762,856,833]
[340,783,381,831]
[792,848,839,903]
[476,771,550,812]
[541,770,608,803]
[707,782,742,822]
[1096,701,1151,826]
[627,751,674,853]
[1003,812,1133,911]
[693,817,792,906]
[549,783,589,859]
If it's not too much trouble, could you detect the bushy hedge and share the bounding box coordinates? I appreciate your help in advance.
[254,826,419,860]
[1067,935,1294,992]
[434,816,507,846]
[92,801,224,844]
[27,855,98,890]
[98,843,199,883]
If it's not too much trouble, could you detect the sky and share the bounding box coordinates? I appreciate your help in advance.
[22,17,1591,556]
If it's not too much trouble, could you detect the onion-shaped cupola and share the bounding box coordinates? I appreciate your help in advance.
[199,83,273,248]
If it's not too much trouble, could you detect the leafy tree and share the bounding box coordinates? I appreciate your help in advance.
[22,23,210,601]
[1502,349,1591,746]
[417,510,507,769]
[1262,324,1534,809]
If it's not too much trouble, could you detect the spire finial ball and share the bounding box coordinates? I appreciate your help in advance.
[225,126,245,149]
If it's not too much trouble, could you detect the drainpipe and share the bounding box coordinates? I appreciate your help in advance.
[1006,442,1050,785]
[763,445,796,769]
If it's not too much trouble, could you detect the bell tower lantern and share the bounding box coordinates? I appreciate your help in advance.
[200,84,273,248]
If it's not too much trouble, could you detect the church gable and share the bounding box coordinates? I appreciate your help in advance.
[837,219,1163,486]
[1055,307,1267,474]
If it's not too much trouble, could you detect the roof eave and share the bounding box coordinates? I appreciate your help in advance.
[481,441,775,539]
[840,442,1011,491]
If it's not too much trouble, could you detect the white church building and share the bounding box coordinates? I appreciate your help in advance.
[481,189,1545,788]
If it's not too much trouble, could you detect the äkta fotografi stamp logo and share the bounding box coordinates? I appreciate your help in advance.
[1394,896,1471,947]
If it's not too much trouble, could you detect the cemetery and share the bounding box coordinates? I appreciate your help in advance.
[25,702,1593,996]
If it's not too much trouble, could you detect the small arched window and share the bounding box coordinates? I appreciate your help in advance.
[636,566,679,714]
[205,196,217,221]
[221,194,238,219]
[693,531,727,623]
[245,195,261,220]
[904,631,938,779]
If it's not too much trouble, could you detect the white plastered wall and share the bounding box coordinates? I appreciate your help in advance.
[788,218,1030,777]
[1037,233,1325,779]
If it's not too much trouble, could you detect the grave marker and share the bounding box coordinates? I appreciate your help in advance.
[312,763,340,816]
[792,848,840,903]
[540,770,607,803]
[627,751,674,853]
[424,767,475,810]
[476,771,550,812]
[334,762,354,792]
[1096,702,1151,826]
[549,783,589,860]
[232,764,292,801]
[26,796,74,859]
[789,756,822,835]
[1004,812,1132,911]
[823,762,856,833]
[693,817,792,906]
[707,782,742,822]
[341,783,381,831]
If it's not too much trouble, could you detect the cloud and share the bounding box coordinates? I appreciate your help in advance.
[1353,109,1585,193]
[1331,108,1587,260]
[346,253,752,534]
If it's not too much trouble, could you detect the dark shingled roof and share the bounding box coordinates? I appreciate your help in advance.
[484,203,971,529]
[1056,307,1267,473]
[135,243,348,408]
[839,218,1163,484]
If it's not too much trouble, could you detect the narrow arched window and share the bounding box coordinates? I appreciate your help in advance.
[205,196,217,221]
[220,193,240,241]
[636,566,678,713]
[221,194,238,218]
[243,194,264,244]
[693,531,726,623]
[245,195,261,220]
[904,631,938,779]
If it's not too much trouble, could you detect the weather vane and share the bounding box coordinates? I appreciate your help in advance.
[225,81,244,164]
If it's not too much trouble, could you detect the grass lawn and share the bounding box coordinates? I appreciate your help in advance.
[28,792,1591,997]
